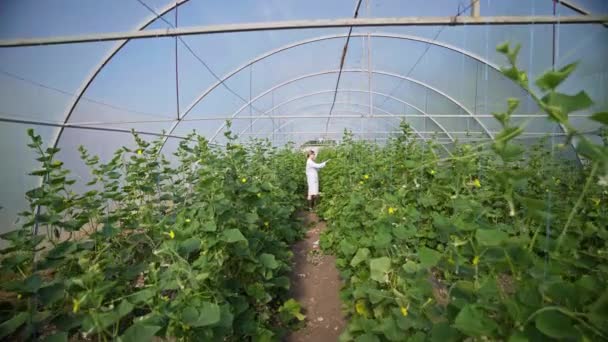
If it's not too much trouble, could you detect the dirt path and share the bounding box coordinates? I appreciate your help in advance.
[285,212,346,342]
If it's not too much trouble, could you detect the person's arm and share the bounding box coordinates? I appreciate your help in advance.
[309,160,327,169]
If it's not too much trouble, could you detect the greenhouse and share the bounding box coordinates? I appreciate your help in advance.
[0,0,607,340]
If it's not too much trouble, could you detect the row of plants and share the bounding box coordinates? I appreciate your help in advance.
[317,44,608,341]
[0,125,307,341]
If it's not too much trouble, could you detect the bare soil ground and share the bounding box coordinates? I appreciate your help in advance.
[285,212,346,342]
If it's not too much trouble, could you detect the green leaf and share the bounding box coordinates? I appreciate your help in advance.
[42,332,68,342]
[418,247,442,268]
[0,312,28,339]
[182,302,221,327]
[536,63,578,91]
[350,248,370,267]
[23,274,42,293]
[178,238,201,256]
[222,229,247,243]
[202,221,217,232]
[197,302,222,327]
[476,229,509,247]
[453,305,498,337]
[542,91,593,115]
[370,257,391,283]
[402,260,418,274]
[590,112,608,125]
[181,306,199,326]
[278,299,305,321]
[430,322,460,342]
[339,239,357,257]
[496,42,509,54]
[259,253,279,269]
[39,283,65,305]
[129,289,155,304]
[355,333,381,342]
[535,310,579,339]
[118,323,161,342]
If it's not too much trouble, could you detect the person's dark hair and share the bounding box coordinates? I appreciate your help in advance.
[307,150,315,158]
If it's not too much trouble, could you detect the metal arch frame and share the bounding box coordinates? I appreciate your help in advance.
[166,31,517,146]
[55,30,516,150]
[257,107,427,141]
[237,89,454,141]
[49,0,191,150]
[253,104,416,138]
[209,69,479,142]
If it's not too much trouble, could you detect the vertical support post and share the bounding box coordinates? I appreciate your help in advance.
[471,0,480,17]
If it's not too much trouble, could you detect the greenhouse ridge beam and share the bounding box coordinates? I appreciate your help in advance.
[1,15,607,47]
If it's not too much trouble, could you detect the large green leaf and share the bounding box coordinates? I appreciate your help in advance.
[0,312,28,339]
[590,111,608,125]
[535,63,578,91]
[355,333,381,342]
[42,332,68,342]
[476,229,509,247]
[178,238,201,255]
[350,248,370,267]
[118,323,161,342]
[370,257,391,283]
[541,91,593,115]
[418,247,442,268]
[259,253,279,269]
[453,305,498,337]
[182,302,221,327]
[39,283,65,305]
[535,310,579,339]
[222,229,247,243]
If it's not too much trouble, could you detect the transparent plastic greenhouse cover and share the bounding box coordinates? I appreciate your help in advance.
[0,0,607,232]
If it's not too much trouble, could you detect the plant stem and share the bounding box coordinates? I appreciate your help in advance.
[555,162,599,251]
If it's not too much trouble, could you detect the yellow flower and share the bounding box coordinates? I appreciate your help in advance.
[472,178,481,188]
[72,298,81,313]
[264,221,269,227]
[400,306,409,317]
[472,255,480,266]
[430,170,436,175]
[364,174,369,180]
[185,218,191,223]
[359,181,364,185]
[355,300,368,316]
[388,207,396,215]
[241,177,247,183]
[166,230,175,239]
[137,149,143,155]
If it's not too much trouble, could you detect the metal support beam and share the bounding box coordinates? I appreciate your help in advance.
[0,116,186,139]
[1,15,606,47]
[471,0,481,17]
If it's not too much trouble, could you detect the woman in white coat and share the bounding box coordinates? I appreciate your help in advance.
[306,150,328,211]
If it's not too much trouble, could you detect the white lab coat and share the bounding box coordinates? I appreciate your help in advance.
[306,158,326,199]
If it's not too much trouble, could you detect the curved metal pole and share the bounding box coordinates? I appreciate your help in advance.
[162,32,514,148]
[251,104,408,138]
[263,109,452,155]
[50,0,191,150]
[210,69,478,142]
[237,89,454,141]
[260,107,425,141]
